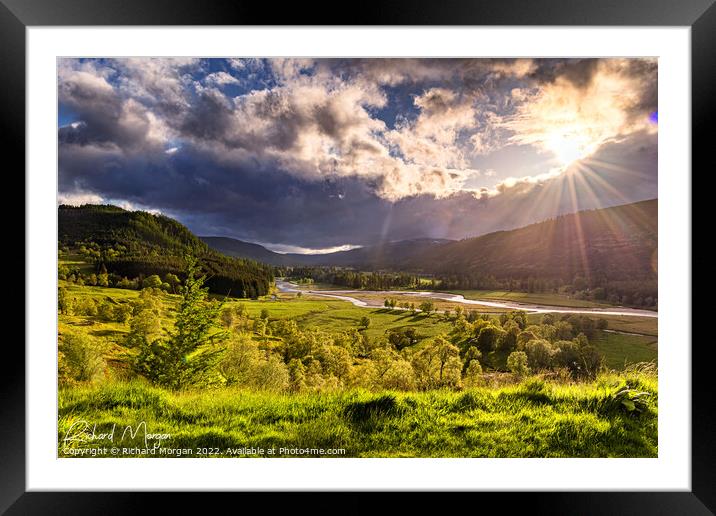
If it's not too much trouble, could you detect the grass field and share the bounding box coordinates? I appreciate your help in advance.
[315,291,512,314]
[447,289,613,308]
[591,332,658,370]
[58,373,657,458]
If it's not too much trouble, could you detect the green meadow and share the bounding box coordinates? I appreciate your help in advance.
[59,371,657,458]
[447,289,616,309]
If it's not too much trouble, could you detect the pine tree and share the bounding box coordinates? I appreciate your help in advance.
[134,255,226,389]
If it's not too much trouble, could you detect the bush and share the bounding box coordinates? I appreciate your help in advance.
[380,360,417,391]
[142,275,163,289]
[218,333,261,386]
[524,339,555,370]
[252,354,289,391]
[58,331,107,384]
[288,358,307,392]
[97,300,117,322]
[507,351,530,377]
[464,359,483,387]
[74,297,98,317]
[114,303,133,323]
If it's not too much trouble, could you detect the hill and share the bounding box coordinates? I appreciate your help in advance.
[200,236,290,266]
[201,236,454,268]
[202,200,657,288]
[58,204,273,298]
[294,238,454,268]
[415,199,657,284]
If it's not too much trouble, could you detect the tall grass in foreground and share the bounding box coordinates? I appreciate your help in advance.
[58,364,657,458]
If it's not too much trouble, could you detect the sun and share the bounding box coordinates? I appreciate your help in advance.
[545,132,595,167]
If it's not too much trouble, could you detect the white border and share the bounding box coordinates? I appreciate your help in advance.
[27,27,691,491]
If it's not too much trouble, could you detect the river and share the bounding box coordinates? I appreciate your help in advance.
[275,280,658,318]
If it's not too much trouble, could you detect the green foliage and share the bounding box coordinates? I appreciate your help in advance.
[142,275,163,289]
[58,287,71,315]
[58,331,107,384]
[288,358,307,393]
[419,300,435,314]
[507,351,530,377]
[133,256,226,389]
[464,359,483,387]
[524,339,556,370]
[387,327,419,351]
[604,386,652,416]
[475,325,507,355]
[411,335,461,389]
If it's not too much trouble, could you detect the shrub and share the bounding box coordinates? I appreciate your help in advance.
[74,297,98,317]
[58,287,73,315]
[252,354,289,391]
[58,331,106,384]
[142,275,163,289]
[464,359,483,387]
[114,303,133,323]
[218,333,261,386]
[507,351,530,377]
[97,300,117,322]
[380,360,417,391]
[288,358,307,392]
[524,339,555,370]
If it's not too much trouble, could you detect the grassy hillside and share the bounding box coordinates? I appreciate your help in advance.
[59,204,274,298]
[59,374,657,458]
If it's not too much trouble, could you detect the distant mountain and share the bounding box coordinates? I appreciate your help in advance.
[412,199,658,282]
[58,204,274,298]
[200,236,291,266]
[204,198,657,284]
[200,236,455,268]
[295,238,455,268]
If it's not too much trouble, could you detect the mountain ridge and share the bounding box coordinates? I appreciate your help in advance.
[202,199,657,283]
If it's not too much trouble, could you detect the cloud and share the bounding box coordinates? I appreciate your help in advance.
[57,58,657,248]
[204,71,239,87]
[500,59,657,164]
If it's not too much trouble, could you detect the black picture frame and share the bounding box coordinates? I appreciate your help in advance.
[4,0,713,513]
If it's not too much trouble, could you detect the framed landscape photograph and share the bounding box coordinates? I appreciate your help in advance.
[8,0,714,512]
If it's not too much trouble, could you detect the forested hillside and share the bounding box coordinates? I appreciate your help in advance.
[415,199,657,287]
[58,205,273,298]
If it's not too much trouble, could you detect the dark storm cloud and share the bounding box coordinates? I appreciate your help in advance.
[58,127,656,248]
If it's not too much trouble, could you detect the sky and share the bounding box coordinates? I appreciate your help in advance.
[57,58,657,253]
